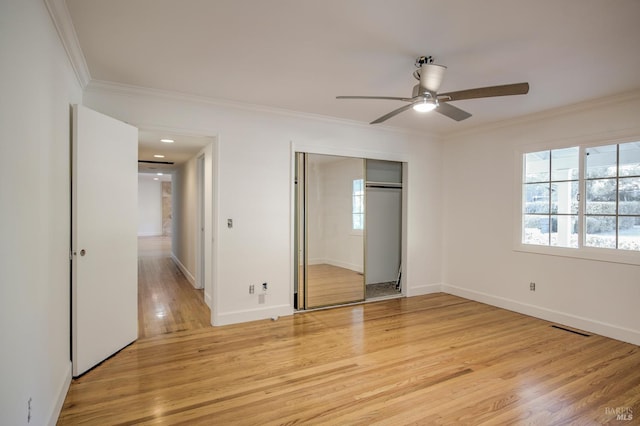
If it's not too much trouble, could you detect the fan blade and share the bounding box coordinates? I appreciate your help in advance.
[420,64,447,93]
[436,102,472,121]
[337,95,411,101]
[439,82,529,102]
[370,103,415,124]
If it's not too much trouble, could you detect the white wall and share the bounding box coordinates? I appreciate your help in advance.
[442,93,640,345]
[0,0,83,424]
[171,143,215,304]
[83,85,444,325]
[138,175,163,236]
[366,188,402,284]
[172,156,197,285]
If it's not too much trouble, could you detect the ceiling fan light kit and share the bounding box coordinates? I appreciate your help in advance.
[337,55,529,124]
[412,99,437,112]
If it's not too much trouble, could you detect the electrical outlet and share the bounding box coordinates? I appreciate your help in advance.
[530,282,536,291]
[258,294,265,304]
[249,284,255,294]
[27,397,32,423]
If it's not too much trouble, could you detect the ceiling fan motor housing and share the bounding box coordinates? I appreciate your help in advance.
[418,64,447,93]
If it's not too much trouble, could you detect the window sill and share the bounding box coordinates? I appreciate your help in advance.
[514,243,640,266]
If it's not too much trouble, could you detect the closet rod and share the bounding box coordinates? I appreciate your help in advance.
[365,181,402,189]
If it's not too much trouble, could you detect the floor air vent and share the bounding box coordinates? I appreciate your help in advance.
[551,325,591,337]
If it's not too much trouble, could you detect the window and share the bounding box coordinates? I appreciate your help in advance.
[522,141,640,254]
[584,143,640,250]
[523,147,579,248]
[352,178,364,230]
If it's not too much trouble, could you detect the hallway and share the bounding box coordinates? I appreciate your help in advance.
[138,236,211,338]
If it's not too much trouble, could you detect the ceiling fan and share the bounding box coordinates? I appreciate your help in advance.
[337,56,529,124]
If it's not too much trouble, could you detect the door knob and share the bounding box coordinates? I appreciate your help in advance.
[80,249,86,256]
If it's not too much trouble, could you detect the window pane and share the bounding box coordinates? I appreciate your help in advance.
[352,179,364,230]
[524,183,550,213]
[353,195,363,214]
[618,217,640,251]
[524,151,549,183]
[551,147,579,180]
[585,179,617,215]
[586,145,617,178]
[619,141,640,177]
[353,179,363,194]
[353,213,363,230]
[523,215,550,245]
[619,177,640,215]
[585,216,617,248]
[550,215,578,248]
[551,181,578,214]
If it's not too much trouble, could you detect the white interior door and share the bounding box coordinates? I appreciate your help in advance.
[71,104,138,377]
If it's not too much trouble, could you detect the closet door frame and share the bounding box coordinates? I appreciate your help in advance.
[292,146,408,311]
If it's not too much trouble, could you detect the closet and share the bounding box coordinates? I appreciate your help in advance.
[295,153,403,310]
[364,160,403,297]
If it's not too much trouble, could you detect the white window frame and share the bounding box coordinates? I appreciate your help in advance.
[514,136,640,266]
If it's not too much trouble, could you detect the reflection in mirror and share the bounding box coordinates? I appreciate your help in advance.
[306,154,365,308]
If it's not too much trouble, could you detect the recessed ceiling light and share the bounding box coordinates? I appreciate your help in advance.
[153,154,165,158]
[160,139,174,143]
[157,172,163,176]
[153,178,159,181]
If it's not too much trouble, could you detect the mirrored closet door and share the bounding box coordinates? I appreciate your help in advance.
[295,153,403,310]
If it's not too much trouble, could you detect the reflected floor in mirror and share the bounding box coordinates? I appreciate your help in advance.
[306,263,364,308]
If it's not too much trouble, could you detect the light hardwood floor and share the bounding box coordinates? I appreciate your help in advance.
[58,292,639,425]
[137,236,211,338]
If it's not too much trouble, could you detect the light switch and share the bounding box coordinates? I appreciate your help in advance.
[227,218,233,228]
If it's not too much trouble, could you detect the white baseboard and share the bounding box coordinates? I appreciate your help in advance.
[326,259,363,273]
[204,291,212,309]
[170,253,196,287]
[441,283,640,346]
[406,283,442,297]
[48,361,72,426]
[213,304,293,326]
[137,232,163,237]
[309,258,363,273]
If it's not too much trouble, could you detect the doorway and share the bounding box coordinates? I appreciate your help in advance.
[295,153,404,311]
[137,130,216,334]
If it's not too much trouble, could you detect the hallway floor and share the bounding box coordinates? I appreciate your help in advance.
[138,236,211,338]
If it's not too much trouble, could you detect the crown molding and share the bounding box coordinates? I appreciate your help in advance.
[43,0,91,88]
[85,79,439,140]
[444,87,640,141]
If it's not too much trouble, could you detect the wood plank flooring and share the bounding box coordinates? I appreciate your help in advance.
[306,263,364,308]
[137,236,211,338]
[58,293,640,425]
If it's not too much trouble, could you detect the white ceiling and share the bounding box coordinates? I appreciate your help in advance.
[65,0,640,135]
[137,129,213,173]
